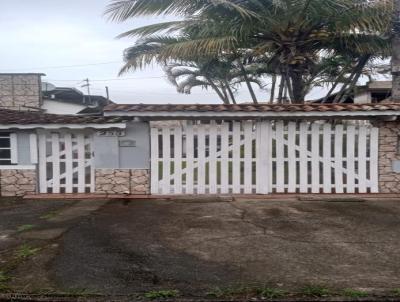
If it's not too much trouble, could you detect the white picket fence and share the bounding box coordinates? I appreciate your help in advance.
[37,131,94,194]
[150,120,379,195]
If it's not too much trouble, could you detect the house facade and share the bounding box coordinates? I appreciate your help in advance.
[2,74,400,197]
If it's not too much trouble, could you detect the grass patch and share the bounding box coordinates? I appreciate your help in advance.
[17,224,35,233]
[0,271,9,283]
[144,290,180,299]
[14,244,41,259]
[40,211,59,220]
[300,285,331,297]
[392,289,400,296]
[342,288,368,298]
[0,283,10,293]
[207,286,286,299]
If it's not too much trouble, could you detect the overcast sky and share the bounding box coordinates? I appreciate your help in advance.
[0,1,345,104]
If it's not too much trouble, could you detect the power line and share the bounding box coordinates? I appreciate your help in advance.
[0,61,122,72]
[46,76,166,82]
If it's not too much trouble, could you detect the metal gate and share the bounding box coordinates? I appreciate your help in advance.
[37,131,94,193]
[150,120,379,195]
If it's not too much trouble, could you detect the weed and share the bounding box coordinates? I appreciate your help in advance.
[40,211,58,220]
[342,288,368,298]
[207,286,249,298]
[392,289,400,296]
[0,283,10,293]
[257,287,287,299]
[144,290,179,299]
[63,288,99,296]
[0,271,9,283]
[15,244,41,259]
[17,224,35,233]
[300,285,331,297]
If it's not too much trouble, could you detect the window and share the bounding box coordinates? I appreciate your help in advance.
[0,133,12,165]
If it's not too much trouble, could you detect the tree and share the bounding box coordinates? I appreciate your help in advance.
[106,0,392,103]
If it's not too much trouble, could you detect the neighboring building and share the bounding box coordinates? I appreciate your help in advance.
[42,85,111,115]
[313,81,392,104]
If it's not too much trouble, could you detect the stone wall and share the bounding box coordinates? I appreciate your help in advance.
[95,169,150,195]
[377,121,400,193]
[0,169,37,196]
[0,74,42,110]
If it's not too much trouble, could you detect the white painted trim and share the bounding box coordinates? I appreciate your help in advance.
[10,133,18,164]
[105,110,400,119]
[0,123,126,130]
[0,165,35,170]
[29,134,38,164]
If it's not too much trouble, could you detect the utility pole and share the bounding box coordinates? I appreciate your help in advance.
[392,0,400,101]
[81,78,92,104]
[105,86,110,104]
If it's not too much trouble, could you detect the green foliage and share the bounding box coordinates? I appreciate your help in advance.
[257,287,287,299]
[144,289,180,299]
[300,285,331,297]
[342,288,369,298]
[392,289,400,296]
[17,224,35,233]
[0,271,9,283]
[40,211,58,220]
[106,0,392,103]
[15,244,41,259]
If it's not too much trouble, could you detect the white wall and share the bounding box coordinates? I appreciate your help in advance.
[42,100,86,115]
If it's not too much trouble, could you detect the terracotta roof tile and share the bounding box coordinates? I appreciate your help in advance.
[104,103,400,113]
[0,108,129,125]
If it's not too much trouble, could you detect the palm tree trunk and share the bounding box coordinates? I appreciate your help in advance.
[237,60,258,104]
[340,56,370,103]
[393,0,400,101]
[277,75,285,103]
[270,74,277,103]
[224,81,237,104]
[206,76,229,104]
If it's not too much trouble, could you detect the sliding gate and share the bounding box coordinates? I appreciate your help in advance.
[150,120,379,195]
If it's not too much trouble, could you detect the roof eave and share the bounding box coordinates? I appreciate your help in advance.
[0,123,127,130]
[104,110,400,119]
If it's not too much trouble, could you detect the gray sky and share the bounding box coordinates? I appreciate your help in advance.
[0,0,336,104]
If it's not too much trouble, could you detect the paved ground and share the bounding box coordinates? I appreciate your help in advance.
[1,197,400,299]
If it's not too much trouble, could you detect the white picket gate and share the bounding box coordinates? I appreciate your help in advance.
[150,120,379,195]
[37,131,94,194]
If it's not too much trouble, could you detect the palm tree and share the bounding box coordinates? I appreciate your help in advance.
[106,0,392,103]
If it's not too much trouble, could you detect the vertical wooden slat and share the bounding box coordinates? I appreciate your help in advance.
[162,127,171,194]
[10,133,18,164]
[322,123,332,193]
[311,123,320,193]
[369,127,379,193]
[287,122,296,193]
[334,125,344,193]
[174,127,183,194]
[209,121,217,194]
[51,133,60,193]
[197,124,206,194]
[29,133,38,164]
[232,122,241,194]
[38,133,47,193]
[299,122,308,193]
[256,121,269,194]
[150,128,159,194]
[220,122,229,194]
[64,133,73,194]
[185,123,194,194]
[243,121,253,194]
[275,121,285,192]
[77,133,86,193]
[266,122,273,193]
[358,126,367,193]
[89,135,95,193]
[346,125,356,193]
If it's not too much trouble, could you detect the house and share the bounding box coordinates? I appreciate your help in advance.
[0,73,110,114]
[1,74,400,197]
[42,84,111,115]
[313,81,392,104]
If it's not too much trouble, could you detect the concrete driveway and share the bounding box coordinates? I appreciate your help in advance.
[52,198,400,295]
[1,196,400,298]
